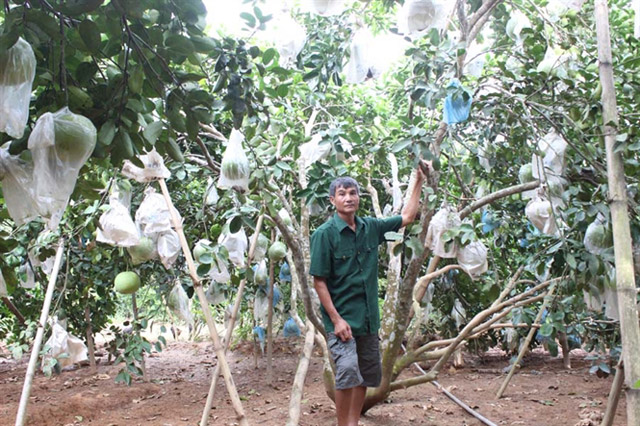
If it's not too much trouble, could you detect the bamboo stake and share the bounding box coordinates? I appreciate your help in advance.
[131,293,147,382]
[200,215,264,426]
[84,306,96,373]
[601,359,624,426]
[286,320,316,426]
[496,282,557,399]
[15,241,65,426]
[157,179,248,426]
[595,1,640,423]
[266,247,276,386]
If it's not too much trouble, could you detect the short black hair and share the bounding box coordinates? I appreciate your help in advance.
[329,177,360,197]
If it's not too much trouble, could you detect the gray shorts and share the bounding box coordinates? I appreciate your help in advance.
[327,333,381,390]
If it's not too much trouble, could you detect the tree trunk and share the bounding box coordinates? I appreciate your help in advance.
[594,2,640,424]
[84,305,96,373]
[266,254,276,386]
[286,321,315,426]
[131,293,147,382]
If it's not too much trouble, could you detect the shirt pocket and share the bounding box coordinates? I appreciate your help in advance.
[332,248,354,278]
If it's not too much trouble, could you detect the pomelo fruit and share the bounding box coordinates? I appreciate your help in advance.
[114,271,141,294]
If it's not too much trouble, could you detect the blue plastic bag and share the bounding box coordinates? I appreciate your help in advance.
[253,326,266,352]
[443,79,473,124]
[279,262,292,282]
[283,317,301,338]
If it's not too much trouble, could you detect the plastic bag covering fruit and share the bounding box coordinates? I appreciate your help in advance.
[272,15,306,68]
[505,10,531,43]
[443,79,473,124]
[204,177,219,206]
[167,283,193,325]
[193,239,211,264]
[532,131,567,182]
[41,321,88,371]
[157,229,181,269]
[307,0,346,16]
[397,0,453,36]
[254,259,268,285]
[0,144,40,225]
[536,46,572,78]
[0,37,36,139]
[135,186,181,238]
[279,261,292,283]
[345,27,381,84]
[518,163,535,184]
[121,149,170,183]
[218,223,248,267]
[251,233,270,263]
[456,240,488,279]
[525,196,559,236]
[209,256,231,283]
[584,213,613,255]
[218,129,250,192]
[299,134,331,170]
[268,241,287,262]
[451,299,466,329]
[205,282,226,305]
[96,196,140,248]
[254,288,270,324]
[30,108,96,227]
[426,206,461,258]
[0,270,7,297]
[126,236,157,265]
[114,271,141,294]
[283,317,301,337]
[546,0,585,19]
[278,208,293,227]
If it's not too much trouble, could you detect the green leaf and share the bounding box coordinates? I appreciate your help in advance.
[143,121,163,145]
[79,19,101,53]
[240,12,256,28]
[633,379,640,389]
[539,323,554,337]
[196,263,211,276]
[391,139,412,153]
[165,34,195,56]
[263,48,277,65]
[229,215,243,233]
[384,232,403,241]
[98,120,116,146]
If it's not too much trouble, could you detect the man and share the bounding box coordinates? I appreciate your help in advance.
[309,165,426,426]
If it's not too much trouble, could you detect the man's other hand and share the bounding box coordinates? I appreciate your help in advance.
[333,317,352,342]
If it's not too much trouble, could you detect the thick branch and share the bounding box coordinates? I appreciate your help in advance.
[458,181,539,219]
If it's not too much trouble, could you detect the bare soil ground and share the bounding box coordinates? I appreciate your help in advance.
[0,338,626,426]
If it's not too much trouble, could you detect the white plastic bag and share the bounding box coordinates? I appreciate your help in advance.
[209,256,231,283]
[307,0,346,16]
[254,259,268,285]
[451,299,466,329]
[250,233,269,263]
[218,129,250,192]
[126,236,158,265]
[397,0,453,36]
[121,149,171,183]
[206,282,226,305]
[536,46,572,78]
[0,144,40,226]
[505,11,531,44]
[28,108,97,229]
[525,196,559,236]
[254,288,269,324]
[0,37,36,139]
[532,130,568,181]
[96,197,140,248]
[135,186,181,238]
[584,213,612,255]
[299,134,331,169]
[167,283,193,325]
[426,206,461,258]
[583,289,603,312]
[457,241,488,279]
[157,229,181,269]
[272,15,306,68]
[546,0,584,19]
[0,270,7,297]
[218,224,248,267]
[20,262,36,289]
[345,27,381,84]
[41,321,88,370]
[603,283,619,321]
[204,177,219,206]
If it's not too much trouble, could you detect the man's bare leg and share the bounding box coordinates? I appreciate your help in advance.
[335,388,353,426]
[348,386,366,425]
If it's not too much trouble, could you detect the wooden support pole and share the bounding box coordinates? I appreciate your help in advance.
[158,179,248,426]
[496,282,556,399]
[131,293,147,382]
[2,297,26,325]
[84,306,96,373]
[266,253,276,386]
[601,360,624,426]
[200,215,264,426]
[286,320,316,426]
[15,241,65,426]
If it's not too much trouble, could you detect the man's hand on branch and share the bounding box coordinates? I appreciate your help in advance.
[418,159,432,184]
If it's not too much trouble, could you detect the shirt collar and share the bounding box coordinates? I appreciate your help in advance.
[332,213,363,233]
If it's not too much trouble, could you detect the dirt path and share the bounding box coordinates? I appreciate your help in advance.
[0,339,626,426]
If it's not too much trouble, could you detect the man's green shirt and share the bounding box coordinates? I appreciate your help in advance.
[309,213,403,336]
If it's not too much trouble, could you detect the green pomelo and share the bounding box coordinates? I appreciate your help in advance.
[221,158,248,180]
[193,242,208,263]
[0,38,36,86]
[587,224,613,249]
[114,271,141,294]
[54,112,97,164]
[127,237,155,265]
[518,164,534,184]
[268,241,287,262]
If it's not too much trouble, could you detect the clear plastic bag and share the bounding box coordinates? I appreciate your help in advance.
[457,240,488,279]
[254,259,268,285]
[126,236,158,265]
[451,299,466,329]
[20,262,36,289]
[505,10,531,44]
[96,195,140,248]
[307,0,346,16]
[135,186,181,238]
[250,233,269,263]
[204,177,219,206]
[443,79,473,124]
[299,134,331,169]
[254,288,269,324]
[345,27,380,84]
[218,129,250,192]
[525,196,559,236]
[121,149,170,183]
[218,224,248,267]
[167,283,193,325]
[536,46,572,78]
[28,108,97,229]
[206,282,226,305]
[41,321,88,371]
[0,37,36,139]
[272,15,306,68]
[546,0,584,19]
[157,229,181,269]
[397,0,453,36]
[532,130,568,182]
[0,144,39,226]
[426,206,461,258]
[209,256,231,283]
[584,213,612,255]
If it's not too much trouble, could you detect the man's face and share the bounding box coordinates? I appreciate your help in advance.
[330,185,360,215]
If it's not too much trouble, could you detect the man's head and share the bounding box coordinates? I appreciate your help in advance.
[329,177,360,216]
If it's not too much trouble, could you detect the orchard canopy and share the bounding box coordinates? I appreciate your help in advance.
[1,0,640,421]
